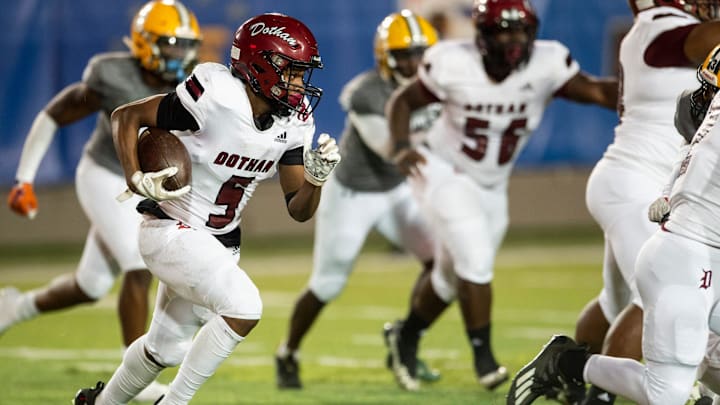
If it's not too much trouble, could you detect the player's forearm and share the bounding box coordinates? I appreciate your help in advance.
[386,92,413,154]
[111,106,143,183]
[286,182,322,222]
[349,112,392,160]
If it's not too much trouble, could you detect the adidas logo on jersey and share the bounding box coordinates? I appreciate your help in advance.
[275,132,288,144]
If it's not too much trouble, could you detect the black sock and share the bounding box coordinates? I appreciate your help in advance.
[583,385,616,404]
[557,349,588,384]
[400,310,430,343]
[466,324,498,373]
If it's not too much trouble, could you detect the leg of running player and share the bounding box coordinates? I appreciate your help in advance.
[377,182,444,380]
[118,269,153,345]
[96,217,261,404]
[0,229,114,335]
[75,155,169,401]
[277,177,379,387]
[585,230,713,405]
[580,163,661,404]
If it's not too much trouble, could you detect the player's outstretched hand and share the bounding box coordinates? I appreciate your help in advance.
[392,148,426,176]
[648,196,670,223]
[304,133,341,186]
[7,182,38,219]
[130,168,191,201]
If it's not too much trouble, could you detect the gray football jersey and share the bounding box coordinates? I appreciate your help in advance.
[82,52,176,174]
[334,70,439,191]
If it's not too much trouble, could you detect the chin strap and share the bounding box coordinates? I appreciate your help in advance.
[392,72,413,87]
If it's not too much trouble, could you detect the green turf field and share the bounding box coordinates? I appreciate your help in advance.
[0,228,643,404]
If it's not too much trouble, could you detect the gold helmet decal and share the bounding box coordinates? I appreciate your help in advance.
[374,10,438,81]
[125,0,202,82]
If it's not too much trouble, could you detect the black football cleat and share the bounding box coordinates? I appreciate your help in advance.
[382,322,441,383]
[275,353,302,389]
[478,365,509,390]
[383,320,420,391]
[695,396,714,405]
[507,335,588,405]
[74,381,105,405]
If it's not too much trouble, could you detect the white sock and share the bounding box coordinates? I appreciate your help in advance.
[160,315,244,405]
[96,335,164,405]
[585,355,647,404]
[16,291,39,321]
[585,354,697,405]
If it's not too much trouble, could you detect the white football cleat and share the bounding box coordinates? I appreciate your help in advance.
[134,380,168,402]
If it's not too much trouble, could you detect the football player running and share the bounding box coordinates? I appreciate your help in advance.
[275,10,441,389]
[504,43,720,405]
[73,12,339,405]
[384,0,618,393]
[558,0,720,404]
[3,1,201,401]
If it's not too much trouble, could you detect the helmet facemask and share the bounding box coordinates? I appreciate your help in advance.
[691,70,720,123]
[374,10,438,85]
[656,0,720,21]
[151,35,200,82]
[264,52,323,119]
[476,20,536,81]
[386,46,427,85]
[694,0,720,21]
[472,0,539,82]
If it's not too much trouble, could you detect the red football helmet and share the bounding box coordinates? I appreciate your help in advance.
[629,0,720,20]
[230,13,323,119]
[472,0,538,80]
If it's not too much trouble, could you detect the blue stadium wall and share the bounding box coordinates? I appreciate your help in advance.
[0,0,632,186]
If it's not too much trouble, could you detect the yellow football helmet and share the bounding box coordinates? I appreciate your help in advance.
[126,0,202,82]
[374,10,438,83]
[691,44,720,121]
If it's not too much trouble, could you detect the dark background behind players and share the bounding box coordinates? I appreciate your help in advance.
[1,0,630,187]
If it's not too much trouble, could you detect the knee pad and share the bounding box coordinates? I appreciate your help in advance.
[309,269,349,303]
[146,334,191,368]
[430,264,457,303]
[75,266,116,300]
[214,269,263,320]
[645,361,698,405]
[644,285,707,366]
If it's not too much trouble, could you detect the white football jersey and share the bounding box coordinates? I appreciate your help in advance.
[665,92,720,247]
[604,6,699,182]
[418,39,579,187]
[158,62,313,235]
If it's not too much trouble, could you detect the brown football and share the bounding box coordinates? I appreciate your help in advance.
[136,127,192,191]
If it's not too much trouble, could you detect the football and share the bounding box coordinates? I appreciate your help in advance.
[136,127,192,191]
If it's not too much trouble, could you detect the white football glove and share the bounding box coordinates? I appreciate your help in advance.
[648,196,670,223]
[304,133,341,186]
[130,167,190,201]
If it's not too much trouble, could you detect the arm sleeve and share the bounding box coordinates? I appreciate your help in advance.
[279,146,303,165]
[349,112,392,160]
[156,92,199,131]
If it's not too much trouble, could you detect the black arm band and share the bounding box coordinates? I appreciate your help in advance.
[157,92,200,132]
[284,191,298,206]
